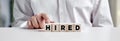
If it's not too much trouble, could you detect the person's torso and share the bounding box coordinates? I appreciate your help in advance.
[30,0,96,27]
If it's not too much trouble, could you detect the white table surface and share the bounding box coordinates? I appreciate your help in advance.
[0,27,120,41]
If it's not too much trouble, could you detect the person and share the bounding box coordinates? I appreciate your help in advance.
[13,0,113,29]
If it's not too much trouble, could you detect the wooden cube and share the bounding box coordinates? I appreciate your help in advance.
[73,24,81,32]
[45,24,52,32]
[66,24,74,32]
[51,23,60,32]
[59,24,67,32]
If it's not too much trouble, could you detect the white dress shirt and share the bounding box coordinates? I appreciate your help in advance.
[13,0,113,28]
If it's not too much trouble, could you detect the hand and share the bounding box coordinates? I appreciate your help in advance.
[27,13,54,29]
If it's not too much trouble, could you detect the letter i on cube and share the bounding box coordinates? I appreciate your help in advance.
[51,23,60,32]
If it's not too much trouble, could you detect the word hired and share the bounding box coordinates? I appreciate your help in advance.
[45,23,81,32]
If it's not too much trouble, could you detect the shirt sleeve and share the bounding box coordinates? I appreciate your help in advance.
[12,0,33,28]
[92,0,114,27]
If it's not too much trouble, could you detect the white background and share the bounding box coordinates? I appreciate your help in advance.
[0,27,120,41]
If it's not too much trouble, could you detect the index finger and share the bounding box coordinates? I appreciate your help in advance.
[41,13,51,23]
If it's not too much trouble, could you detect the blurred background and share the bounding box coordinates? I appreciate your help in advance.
[109,0,120,27]
[0,0,13,27]
[0,0,120,27]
